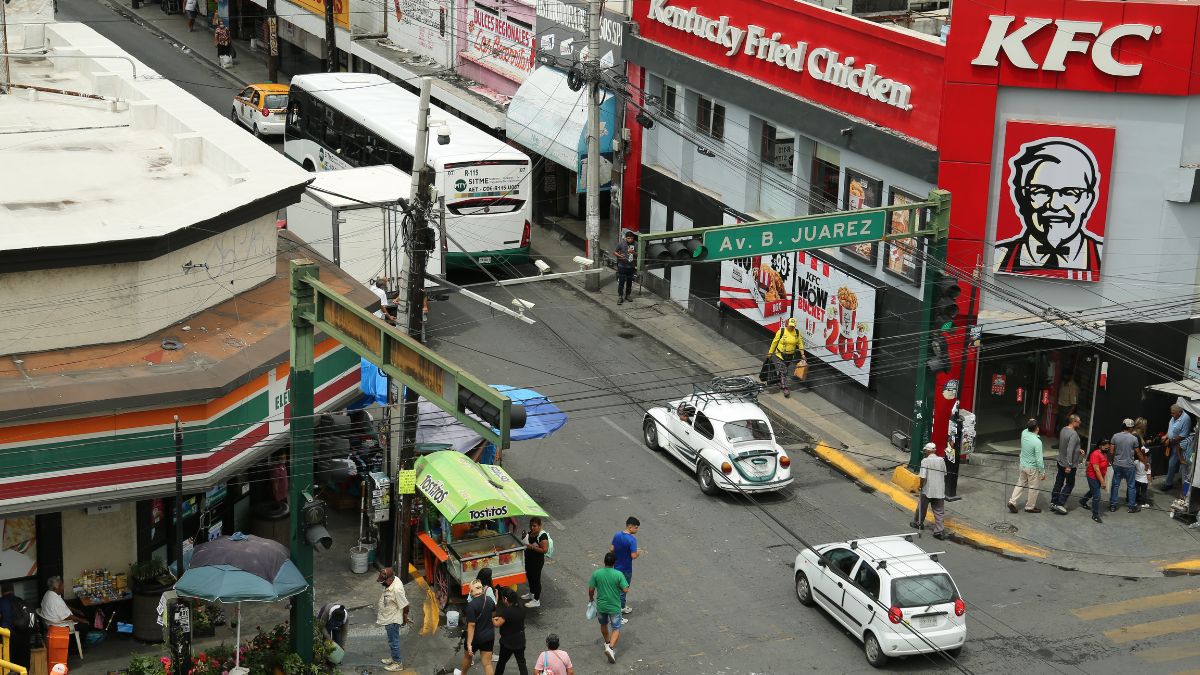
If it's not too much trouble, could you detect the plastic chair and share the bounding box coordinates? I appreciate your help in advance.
[35,609,85,661]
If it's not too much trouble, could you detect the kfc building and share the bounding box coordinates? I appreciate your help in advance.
[621,0,1200,454]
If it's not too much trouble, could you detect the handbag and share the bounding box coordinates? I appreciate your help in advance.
[758,357,773,382]
[585,600,597,620]
[793,359,808,381]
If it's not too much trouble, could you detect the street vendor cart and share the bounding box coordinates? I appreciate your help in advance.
[413,451,549,607]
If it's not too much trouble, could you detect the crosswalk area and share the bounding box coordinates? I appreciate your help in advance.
[1071,588,1200,673]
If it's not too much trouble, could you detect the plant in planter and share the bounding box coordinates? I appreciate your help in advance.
[125,654,168,675]
[130,558,176,643]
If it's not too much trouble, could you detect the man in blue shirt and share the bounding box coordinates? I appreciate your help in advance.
[610,517,640,616]
[1163,404,1192,494]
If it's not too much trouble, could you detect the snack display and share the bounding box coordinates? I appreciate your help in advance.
[73,569,130,604]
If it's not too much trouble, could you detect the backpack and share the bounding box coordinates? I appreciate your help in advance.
[543,531,555,560]
[7,596,33,631]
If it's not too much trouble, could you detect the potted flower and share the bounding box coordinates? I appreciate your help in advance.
[130,558,174,643]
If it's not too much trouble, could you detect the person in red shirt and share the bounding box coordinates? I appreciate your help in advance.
[1079,440,1112,523]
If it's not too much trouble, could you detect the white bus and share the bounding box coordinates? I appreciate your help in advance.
[284,73,532,269]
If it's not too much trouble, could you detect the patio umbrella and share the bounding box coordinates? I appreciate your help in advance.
[174,532,309,669]
[415,385,568,452]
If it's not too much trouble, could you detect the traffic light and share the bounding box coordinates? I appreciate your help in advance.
[932,271,961,332]
[300,495,332,550]
[458,388,526,430]
[645,237,707,266]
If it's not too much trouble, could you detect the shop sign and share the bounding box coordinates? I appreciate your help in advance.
[390,0,452,66]
[991,374,1006,396]
[291,0,350,29]
[992,121,1115,283]
[643,0,914,111]
[720,251,875,386]
[536,0,624,67]
[464,4,535,82]
[971,17,1159,77]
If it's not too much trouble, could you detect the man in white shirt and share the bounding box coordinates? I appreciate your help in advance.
[376,567,410,671]
[371,278,396,324]
[910,443,948,540]
[39,576,86,628]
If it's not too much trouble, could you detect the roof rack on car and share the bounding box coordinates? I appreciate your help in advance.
[872,551,946,570]
[849,533,915,549]
[691,376,763,404]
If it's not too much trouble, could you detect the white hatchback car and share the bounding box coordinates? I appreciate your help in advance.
[793,534,966,668]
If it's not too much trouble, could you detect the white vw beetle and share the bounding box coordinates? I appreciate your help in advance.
[642,377,792,495]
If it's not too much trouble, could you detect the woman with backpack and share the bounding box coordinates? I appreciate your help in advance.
[521,517,550,608]
[766,317,805,398]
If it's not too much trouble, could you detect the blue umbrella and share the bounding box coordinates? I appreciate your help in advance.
[492,386,568,441]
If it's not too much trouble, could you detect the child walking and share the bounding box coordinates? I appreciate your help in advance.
[1134,446,1152,508]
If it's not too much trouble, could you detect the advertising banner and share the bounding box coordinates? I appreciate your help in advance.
[291,0,350,29]
[720,251,876,386]
[0,517,37,581]
[840,168,883,264]
[390,0,452,65]
[992,121,1115,282]
[535,0,624,69]
[881,188,925,285]
[464,4,535,82]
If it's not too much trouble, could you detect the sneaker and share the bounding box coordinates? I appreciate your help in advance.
[1140,503,1151,508]
[1188,521,1200,529]
[1109,505,1118,512]
[520,592,534,601]
[1092,515,1103,524]
[492,654,500,662]
[1052,504,1067,515]
[1025,507,1042,513]
[1007,502,1018,514]
[385,664,403,672]
[783,390,790,398]
[909,521,922,529]
[621,606,633,614]
[617,297,624,305]
[617,616,629,625]
[604,644,616,663]
[381,658,396,665]
[1128,505,1141,513]
[524,599,541,608]
[1079,497,1090,510]
[932,531,947,540]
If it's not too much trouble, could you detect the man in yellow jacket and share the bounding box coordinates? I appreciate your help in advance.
[767,318,805,398]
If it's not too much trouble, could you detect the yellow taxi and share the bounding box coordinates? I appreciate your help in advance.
[231,83,289,137]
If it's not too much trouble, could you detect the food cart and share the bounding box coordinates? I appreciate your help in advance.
[413,451,549,607]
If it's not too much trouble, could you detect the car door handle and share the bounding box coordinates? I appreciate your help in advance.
[837,582,843,588]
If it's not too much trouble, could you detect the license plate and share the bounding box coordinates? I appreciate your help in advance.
[917,617,937,628]
[477,256,493,264]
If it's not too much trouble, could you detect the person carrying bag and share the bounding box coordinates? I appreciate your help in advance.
[765,317,806,398]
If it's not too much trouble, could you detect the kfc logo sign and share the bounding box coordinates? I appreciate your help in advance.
[993,122,1115,283]
[972,16,1160,77]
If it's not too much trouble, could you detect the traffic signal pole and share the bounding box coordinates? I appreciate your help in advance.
[907,191,952,472]
[288,262,318,661]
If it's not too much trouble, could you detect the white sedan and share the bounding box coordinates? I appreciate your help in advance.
[642,379,792,495]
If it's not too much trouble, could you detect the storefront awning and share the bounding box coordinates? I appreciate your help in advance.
[1146,379,1200,401]
[506,66,616,188]
[977,309,1106,343]
[414,451,548,524]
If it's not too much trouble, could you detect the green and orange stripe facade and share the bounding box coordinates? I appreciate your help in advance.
[0,340,360,512]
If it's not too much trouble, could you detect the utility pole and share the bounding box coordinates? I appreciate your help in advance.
[324,0,337,72]
[583,0,602,291]
[395,77,436,583]
[1,0,11,94]
[946,263,980,500]
[173,416,184,576]
[907,191,952,472]
[266,0,279,83]
[288,262,318,661]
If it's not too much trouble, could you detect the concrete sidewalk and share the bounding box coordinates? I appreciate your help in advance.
[527,231,1200,578]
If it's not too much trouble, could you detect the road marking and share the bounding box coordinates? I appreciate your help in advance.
[408,562,440,636]
[1139,644,1200,664]
[1072,588,1200,621]
[1104,612,1200,644]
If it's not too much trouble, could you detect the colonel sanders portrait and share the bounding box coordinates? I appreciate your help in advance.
[994,138,1103,277]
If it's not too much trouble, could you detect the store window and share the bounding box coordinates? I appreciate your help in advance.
[662,83,679,120]
[696,95,725,142]
[810,143,840,214]
[760,122,795,173]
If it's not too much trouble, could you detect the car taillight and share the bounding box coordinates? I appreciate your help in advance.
[720,462,732,475]
[520,220,531,248]
[888,606,903,624]
[779,454,790,468]
[262,108,270,117]
[954,598,965,617]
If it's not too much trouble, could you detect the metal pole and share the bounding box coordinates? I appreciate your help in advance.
[288,261,319,660]
[173,416,184,576]
[583,0,602,291]
[266,0,279,83]
[946,264,980,499]
[1,0,11,94]
[908,191,951,472]
[324,0,336,72]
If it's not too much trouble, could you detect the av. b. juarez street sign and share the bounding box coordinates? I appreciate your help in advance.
[702,211,886,261]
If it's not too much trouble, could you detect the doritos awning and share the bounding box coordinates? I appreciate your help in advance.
[414,450,548,525]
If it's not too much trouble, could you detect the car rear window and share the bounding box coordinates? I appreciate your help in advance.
[891,573,957,608]
[724,420,771,443]
[264,94,288,110]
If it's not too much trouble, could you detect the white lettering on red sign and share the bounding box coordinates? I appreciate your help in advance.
[645,0,912,111]
[971,15,1160,77]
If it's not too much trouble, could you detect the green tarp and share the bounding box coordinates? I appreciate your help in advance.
[415,450,548,524]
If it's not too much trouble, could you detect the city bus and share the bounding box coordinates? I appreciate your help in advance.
[284,73,532,269]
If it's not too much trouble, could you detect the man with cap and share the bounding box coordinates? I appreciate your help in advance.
[376,567,410,671]
[1110,419,1141,513]
[767,317,805,398]
[910,442,948,539]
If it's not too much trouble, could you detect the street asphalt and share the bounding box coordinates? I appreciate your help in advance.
[49,4,1200,672]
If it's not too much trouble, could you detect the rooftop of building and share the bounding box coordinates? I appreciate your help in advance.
[0,0,310,258]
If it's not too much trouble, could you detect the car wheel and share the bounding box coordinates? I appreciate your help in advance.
[794,572,815,607]
[231,107,240,125]
[698,463,722,496]
[252,123,262,138]
[642,417,661,451]
[864,632,888,668]
[302,159,316,172]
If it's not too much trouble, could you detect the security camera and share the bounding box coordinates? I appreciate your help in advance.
[573,256,594,268]
[533,259,551,275]
[512,298,535,310]
[437,126,451,145]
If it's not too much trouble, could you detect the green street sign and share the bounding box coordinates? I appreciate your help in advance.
[701,211,887,261]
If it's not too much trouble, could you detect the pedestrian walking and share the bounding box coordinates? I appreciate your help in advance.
[588,552,629,664]
[185,0,198,31]
[492,589,528,675]
[614,231,637,304]
[214,19,233,68]
[610,516,640,615]
[1111,419,1140,513]
[376,567,410,672]
[1162,404,1192,494]
[1135,446,1152,507]
[766,318,805,398]
[533,634,574,675]
[521,517,549,608]
[1049,414,1085,514]
[1080,440,1112,523]
[457,580,496,675]
[909,443,948,539]
[1008,419,1046,513]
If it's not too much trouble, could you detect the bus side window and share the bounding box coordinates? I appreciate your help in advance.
[324,109,343,150]
[286,100,302,133]
[305,97,326,139]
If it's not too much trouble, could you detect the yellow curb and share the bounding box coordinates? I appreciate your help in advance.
[408,563,439,635]
[812,441,1048,559]
[891,465,921,494]
[1159,558,1200,575]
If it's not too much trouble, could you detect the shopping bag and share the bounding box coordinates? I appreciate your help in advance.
[793,360,808,381]
[758,357,773,382]
[585,601,597,621]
